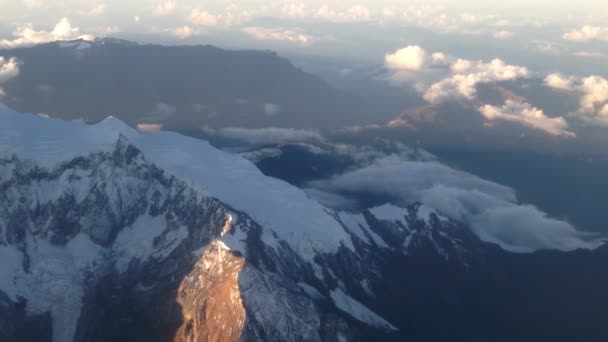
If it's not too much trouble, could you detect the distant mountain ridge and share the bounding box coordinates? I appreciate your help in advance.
[0,38,370,131]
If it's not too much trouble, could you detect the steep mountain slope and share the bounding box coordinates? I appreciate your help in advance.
[2,108,608,342]
[0,39,370,130]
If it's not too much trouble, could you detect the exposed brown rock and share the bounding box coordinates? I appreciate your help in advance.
[174,241,246,342]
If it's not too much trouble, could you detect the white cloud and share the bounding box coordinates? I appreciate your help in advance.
[315,5,371,22]
[424,58,529,103]
[384,45,449,83]
[419,185,599,253]
[0,18,95,49]
[545,73,576,91]
[133,15,141,23]
[0,57,21,84]
[385,46,427,71]
[154,1,176,16]
[493,30,514,39]
[545,74,608,125]
[243,27,313,46]
[202,127,324,146]
[563,25,608,42]
[170,25,198,39]
[188,8,220,26]
[478,100,575,137]
[281,2,308,18]
[579,76,608,121]
[310,155,599,252]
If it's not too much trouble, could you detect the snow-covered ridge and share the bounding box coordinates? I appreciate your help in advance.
[0,107,352,261]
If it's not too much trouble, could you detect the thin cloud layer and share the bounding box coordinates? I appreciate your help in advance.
[243,27,313,46]
[202,127,324,146]
[479,99,575,137]
[0,18,94,48]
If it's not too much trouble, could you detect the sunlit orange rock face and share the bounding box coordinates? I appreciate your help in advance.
[174,240,246,342]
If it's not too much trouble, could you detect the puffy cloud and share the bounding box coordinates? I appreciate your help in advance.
[187,6,251,27]
[545,73,576,91]
[202,127,324,146]
[309,155,599,252]
[281,2,308,18]
[545,74,608,125]
[423,58,529,103]
[0,18,95,49]
[580,76,608,113]
[385,46,427,71]
[384,45,449,83]
[170,25,198,39]
[154,1,176,16]
[243,27,313,46]
[187,8,220,26]
[478,100,575,137]
[563,25,608,42]
[0,57,21,84]
[315,5,371,22]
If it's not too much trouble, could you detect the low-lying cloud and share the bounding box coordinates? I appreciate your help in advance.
[479,99,575,137]
[563,25,608,42]
[545,73,608,126]
[202,126,324,146]
[308,154,599,252]
[424,58,529,103]
[0,18,94,48]
[0,57,20,84]
[243,27,313,46]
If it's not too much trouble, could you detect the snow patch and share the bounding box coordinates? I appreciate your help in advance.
[0,107,354,263]
[370,204,406,224]
[112,215,168,273]
[330,288,397,331]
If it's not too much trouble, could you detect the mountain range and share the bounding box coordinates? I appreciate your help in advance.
[0,38,370,132]
[1,107,608,342]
